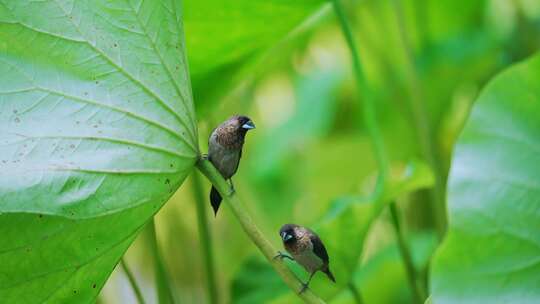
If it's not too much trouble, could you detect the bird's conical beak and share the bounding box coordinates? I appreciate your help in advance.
[242,120,256,130]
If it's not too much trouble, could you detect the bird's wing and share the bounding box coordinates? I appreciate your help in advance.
[310,234,329,264]
[230,148,242,176]
[207,128,218,161]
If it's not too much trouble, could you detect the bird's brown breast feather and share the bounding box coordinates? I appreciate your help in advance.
[215,125,244,150]
[284,228,312,255]
[208,134,241,179]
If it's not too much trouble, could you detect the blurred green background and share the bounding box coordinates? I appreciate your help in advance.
[98,0,540,303]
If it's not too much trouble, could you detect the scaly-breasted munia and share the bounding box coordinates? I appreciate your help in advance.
[276,224,335,292]
[207,115,255,215]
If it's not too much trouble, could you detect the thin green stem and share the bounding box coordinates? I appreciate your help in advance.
[348,282,364,304]
[191,171,219,304]
[412,0,429,51]
[389,203,425,304]
[120,258,146,304]
[391,0,446,237]
[332,0,389,196]
[196,158,326,304]
[146,219,176,304]
[333,2,430,303]
[333,2,392,301]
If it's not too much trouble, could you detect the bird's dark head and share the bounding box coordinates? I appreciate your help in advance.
[280,224,299,244]
[228,115,255,136]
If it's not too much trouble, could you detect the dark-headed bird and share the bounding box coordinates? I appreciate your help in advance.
[276,224,335,293]
[207,115,255,215]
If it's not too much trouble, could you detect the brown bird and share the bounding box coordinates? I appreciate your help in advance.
[276,224,335,293]
[207,115,255,215]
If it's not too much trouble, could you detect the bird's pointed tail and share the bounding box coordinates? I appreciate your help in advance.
[210,186,222,216]
[324,268,336,283]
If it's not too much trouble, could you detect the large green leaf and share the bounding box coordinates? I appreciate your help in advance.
[0,0,197,302]
[183,0,326,108]
[431,54,540,303]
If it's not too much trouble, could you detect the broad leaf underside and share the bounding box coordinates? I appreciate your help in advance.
[431,54,540,303]
[0,0,197,302]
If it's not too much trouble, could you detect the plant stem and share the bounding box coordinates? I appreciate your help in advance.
[146,219,176,304]
[333,2,392,301]
[196,159,326,304]
[348,282,364,304]
[191,171,219,304]
[412,0,429,51]
[120,258,146,304]
[389,202,425,304]
[332,0,389,196]
[391,0,446,237]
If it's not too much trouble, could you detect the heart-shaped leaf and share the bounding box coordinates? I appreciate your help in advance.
[0,0,197,302]
[431,54,540,303]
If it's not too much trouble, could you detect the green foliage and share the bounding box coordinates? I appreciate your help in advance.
[431,54,540,303]
[232,256,289,304]
[251,67,343,179]
[1,0,540,303]
[0,0,197,302]
[183,0,326,110]
[316,161,434,295]
[332,232,438,304]
[230,161,434,302]
[197,158,326,303]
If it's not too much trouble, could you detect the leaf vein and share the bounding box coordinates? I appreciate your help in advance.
[48,0,195,148]
[11,133,192,160]
[123,0,197,141]
[36,86,196,151]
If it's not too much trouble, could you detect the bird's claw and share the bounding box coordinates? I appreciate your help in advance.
[273,251,293,261]
[227,185,235,197]
[227,180,235,196]
[273,251,285,260]
[299,283,309,294]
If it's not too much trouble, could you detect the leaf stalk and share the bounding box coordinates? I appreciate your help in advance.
[332,2,426,303]
[391,0,446,237]
[191,171,220,304]
[331,0,390,195]
[146,219,176,304]
[389,203,426,304]
[120,258,146,304]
